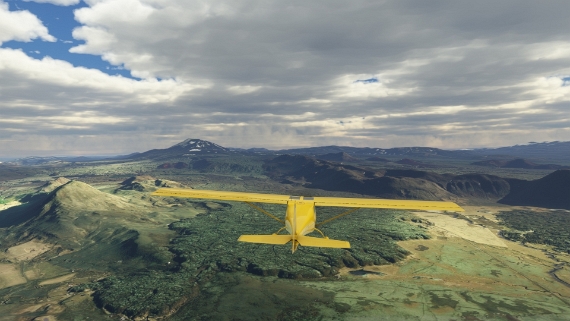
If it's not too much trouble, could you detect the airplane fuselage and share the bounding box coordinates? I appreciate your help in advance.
[285,197,317,252]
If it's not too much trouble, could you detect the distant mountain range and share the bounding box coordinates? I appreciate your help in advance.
[279,141,570,163]
[7,155,110,166]
[7,139,570,165]
[469,141,570,162]
[472,158,570,170]
[276,145,473,159]
[4,138,570,210]
[264,154,510,201]
[264,154,570,209]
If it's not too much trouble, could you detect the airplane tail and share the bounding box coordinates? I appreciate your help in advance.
[238,234,292,244]
[296,235,350,248]
[237,234,350,250]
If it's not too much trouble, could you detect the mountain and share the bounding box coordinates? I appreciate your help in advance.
[129,139,229,160]
[38,176,70,193]
[264,155,510,200]
[316,152,359,162]
[279,142,570,162]
[471,141,570,162]
[264,155,451,200]
[0,178,180,276]
[499,170,570,209]
[471,158,569,170]
[10,139,570,167]
[0,179,146,253]
[277,146,474,159]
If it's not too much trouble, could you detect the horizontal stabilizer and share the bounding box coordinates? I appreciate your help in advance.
[238,234,292,245]
[296,235,350,248]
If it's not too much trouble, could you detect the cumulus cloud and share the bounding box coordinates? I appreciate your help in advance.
[0,0,56,44]
[2,0,570,156]
[0,48,200,102]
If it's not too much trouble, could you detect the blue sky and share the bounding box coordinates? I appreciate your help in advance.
[2,0,135,78]
[0,0,569,157]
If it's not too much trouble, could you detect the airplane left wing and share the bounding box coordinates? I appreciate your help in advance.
[312,197,464,212]
[151,188,291,204]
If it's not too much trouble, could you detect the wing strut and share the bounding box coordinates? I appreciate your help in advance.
[316,207,361,227]
[244,202,284,223]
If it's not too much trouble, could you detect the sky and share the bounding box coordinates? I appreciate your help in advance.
[1,0,569,157]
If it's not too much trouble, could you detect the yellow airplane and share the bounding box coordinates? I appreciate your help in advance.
[152,188,464,253]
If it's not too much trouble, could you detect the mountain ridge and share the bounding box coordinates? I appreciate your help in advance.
[9,139,570,164]
[472,158,569,170]
[263,155,511,201]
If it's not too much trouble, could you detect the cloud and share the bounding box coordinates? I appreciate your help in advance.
[3,0,570,156]
[0,47,205,156]
[24,0,81,6]
[0,0,56,44]
[0,48,200,101]
[227,85,262,95]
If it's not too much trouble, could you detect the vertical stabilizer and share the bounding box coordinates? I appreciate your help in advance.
[292,202,297,253]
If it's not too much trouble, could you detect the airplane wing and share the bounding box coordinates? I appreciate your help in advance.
[312,197,464,212]
[152,188,463,211]
[151,188,290,204]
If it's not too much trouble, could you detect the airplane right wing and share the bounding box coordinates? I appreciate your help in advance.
[312,197,464,212]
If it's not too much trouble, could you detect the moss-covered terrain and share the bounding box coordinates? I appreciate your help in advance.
[498,210,570,253]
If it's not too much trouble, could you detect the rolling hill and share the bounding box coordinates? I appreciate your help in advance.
[499,170,570,209]
[0,178,153,269]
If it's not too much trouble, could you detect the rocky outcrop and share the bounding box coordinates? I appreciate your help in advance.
[118,176,184,192]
